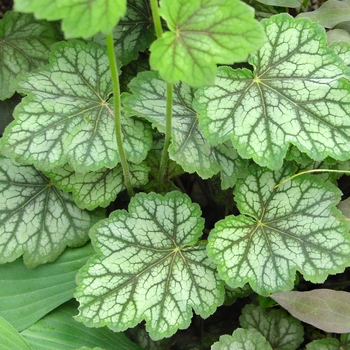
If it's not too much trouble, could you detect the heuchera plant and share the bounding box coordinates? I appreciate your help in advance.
[2,0,350,348]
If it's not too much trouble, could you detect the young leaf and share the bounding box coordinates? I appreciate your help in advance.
[211,328,273,350]
[239,304,304,350]
[271,289,350,333]
[0,11,61,100]
[0,316,32,350]
[92,0,154,66]
[14,0,127,39]
[0,41,152,173]
[207,163,350,296]
[75,191,225,340]
[46,163,150,210]
[194,13,350,169]
[122,71,247,181]
[20,300,142,350]
[0,244,94,332]
[149,0,266,87]
[0,156,104,268]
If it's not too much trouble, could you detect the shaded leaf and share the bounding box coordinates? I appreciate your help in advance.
[271,289,350,333]
[20,301,142,350]
[239,304,304,350]
[0,316,32,350]
[0,244,94,331]
[0,156,104,267]
[92,0,154,66]
[46,163,150,210]
[0,11,61,100]
[306,338,341,350]
[122,71,247,182]
[207,163,350,295]
[0,40,152,172]
[194,13,350,169]
[211,328,273,350]
[256,0,302,7]
[14,0,127,39]
[297,0,350,28]
[149,0,266,87]
[75,191,225,340]
[0,93,21,136]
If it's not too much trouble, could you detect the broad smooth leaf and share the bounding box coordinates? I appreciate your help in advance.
[0,11,61,100]
[207,163,350,296]
[0,156,104,268]
[0,316,32,350]
[297,0,350,28]
[92,0,154,66]
[211,328,273,350]
[195,14,350,169]
[0,41,152,173]
[0,244,94,331]
[122,71,247,182]
[14,0,127,39]
[271,289,350,333]
[75,191,225,340]
[149,0,266,87]
[46,163,150,210]
[239,304,304,350]
[20,301,142,350]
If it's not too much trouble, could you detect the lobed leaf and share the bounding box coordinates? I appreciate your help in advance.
[0,11,61,100]
[75,191,225,340]
[0,41,152,173]
[0,156,104,268]
[239,304,304,350]
[92,0,154,66]
[149,0,266,87]
[207,163,350,295]
[195,13,350,169]
[211,328,273,350]
[46,163,149,210]
[14,0,127,39]
[271,289,350,333]
[122,71,247,182]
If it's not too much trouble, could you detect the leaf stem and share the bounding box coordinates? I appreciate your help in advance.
[106,33,134,197]
[273,168,350,189]
[150,0,174,192]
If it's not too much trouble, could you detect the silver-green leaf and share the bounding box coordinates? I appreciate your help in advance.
[0,41,152,172]
[75,191,224,340]
[195,13,350,169]
[0,156,104,268]
[207,163,350,296]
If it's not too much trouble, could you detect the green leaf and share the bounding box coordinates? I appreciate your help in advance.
[75,191,224,340]
[271,289,350,333]
[0,244,94,331]
[327,29,350,46]
[207,163,350,296]
[256,0,302,7]
[0,316,32,350]
[330,41,350,66]
[297,0,350,28]
[211,328,273,350]
[194,13,350,169]
[14,0,127,39]
[0,11,61,100]
[0,40,152,172]
[149,0,266,87]
[46,163,150,210]
[122,71,247,181]
[0,156,104,268]
[306,338,340,350]
[239,304,304,350]
[20,301,142,350]
[92,0,154,66]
